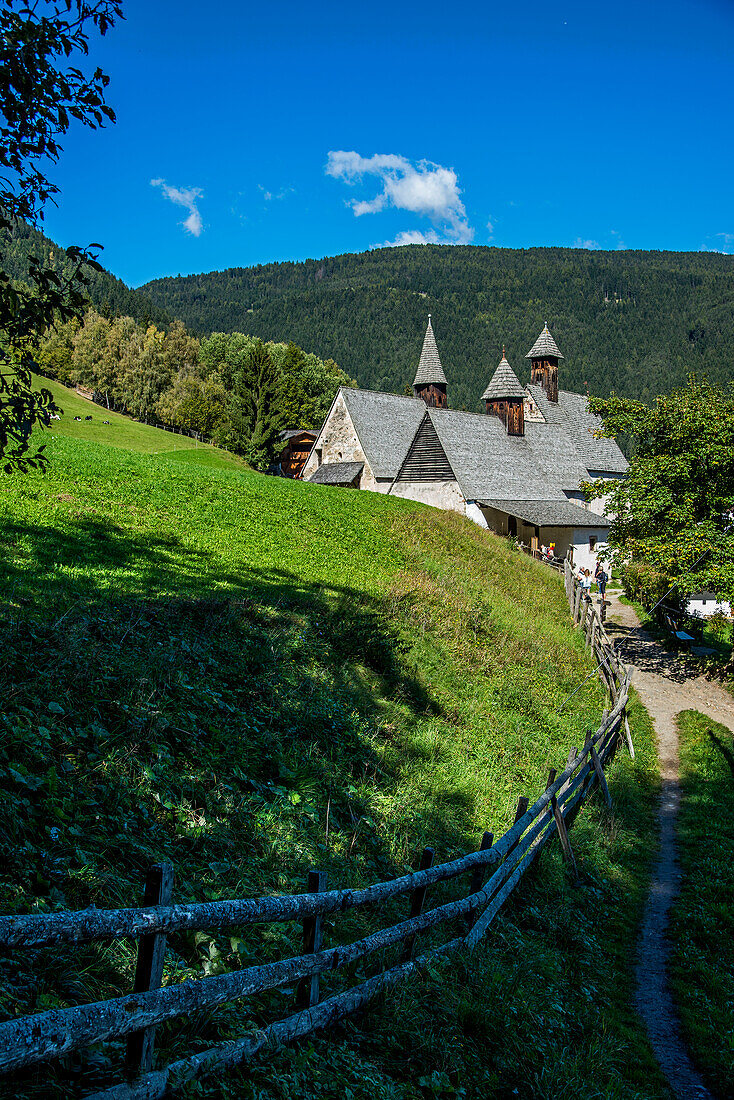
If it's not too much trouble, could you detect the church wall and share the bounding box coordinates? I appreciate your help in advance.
[390,480,465,514]
[571,528,610,574]
[301,392,379,491]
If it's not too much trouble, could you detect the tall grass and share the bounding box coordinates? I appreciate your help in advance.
[669,710,734,1097]
[0,438,664,1097]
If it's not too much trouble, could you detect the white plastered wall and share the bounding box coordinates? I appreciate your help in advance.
[390,480,466,514]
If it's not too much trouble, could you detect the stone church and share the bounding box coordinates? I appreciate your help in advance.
[302,319,627,570]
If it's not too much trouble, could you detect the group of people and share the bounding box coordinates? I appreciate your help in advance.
[576,560,609,603]
[539,542,556,563]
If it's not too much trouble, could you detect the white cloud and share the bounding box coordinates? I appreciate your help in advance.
[699,232,734,254]
[258,184,295,202]
[151,178,204,236]
[487,217,495,241]
[326,150,473,245]
[573,237,600,250]
[375,229,443,248]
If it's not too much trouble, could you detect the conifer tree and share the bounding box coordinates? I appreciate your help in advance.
[243,340,286,470]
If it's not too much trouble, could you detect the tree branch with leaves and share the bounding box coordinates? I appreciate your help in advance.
[0,0,121,471]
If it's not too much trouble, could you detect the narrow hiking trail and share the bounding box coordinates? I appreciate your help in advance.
[605,592,734,1100]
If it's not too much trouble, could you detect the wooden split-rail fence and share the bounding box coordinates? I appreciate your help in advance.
[0,565,633,1099]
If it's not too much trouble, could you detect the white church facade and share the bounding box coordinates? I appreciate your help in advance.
[302,319,628,570]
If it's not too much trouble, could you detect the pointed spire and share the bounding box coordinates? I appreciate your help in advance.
[482,351,526,401]
[413,316,448,387]
[525,322,564,360]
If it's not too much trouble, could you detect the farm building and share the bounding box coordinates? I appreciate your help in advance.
[278,430,319,479]
[684,591,732,619]
[303,319,627,569]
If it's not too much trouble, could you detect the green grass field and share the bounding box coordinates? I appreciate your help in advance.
[669,711,734,1097]
[34,374,246,470]
[0,437,665,1098]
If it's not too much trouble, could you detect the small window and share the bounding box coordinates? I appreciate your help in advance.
[315,448,322,464]
[702,598,707,606]
[589,536,597,551]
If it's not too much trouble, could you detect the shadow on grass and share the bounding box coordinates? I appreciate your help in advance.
[0,516,453,916]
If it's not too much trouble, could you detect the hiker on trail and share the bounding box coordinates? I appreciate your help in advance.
[596,564,608,603]
[547,543,555,561]
[581,569,592,600]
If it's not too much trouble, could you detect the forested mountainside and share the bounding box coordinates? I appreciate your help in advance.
[141,245,734,409]
[0,219,169,327]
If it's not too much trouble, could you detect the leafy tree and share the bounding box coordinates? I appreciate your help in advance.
[0,0,120,471]
[156,371,228,437]
[585,375,734,607]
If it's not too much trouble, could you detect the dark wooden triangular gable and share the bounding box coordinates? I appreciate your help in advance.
[395,412,455,482]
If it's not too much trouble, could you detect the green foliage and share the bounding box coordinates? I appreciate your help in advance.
[669,711,734,1097]
[0,219,169,328]
[139,245,734,407]
[0,0,121,471]
[0,436,664,1096]
[585,375,734,604]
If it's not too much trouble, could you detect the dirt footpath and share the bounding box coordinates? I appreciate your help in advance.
[605,593,734,1099]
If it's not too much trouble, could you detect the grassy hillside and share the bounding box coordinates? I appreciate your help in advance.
[35,376,246,470]
[670,711,734,1097]
[0,442,665,1098]
[140,244,734,408]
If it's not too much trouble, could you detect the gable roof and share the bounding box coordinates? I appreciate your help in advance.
[413,317,447,386]
[526,324,564,360]
[396,412,455,481]
[428,408,572,502]
[341,388,426,478]
[527,384,628,475]
[481,354,526,400]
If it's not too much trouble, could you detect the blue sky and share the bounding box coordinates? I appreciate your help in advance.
[43,0,734,287]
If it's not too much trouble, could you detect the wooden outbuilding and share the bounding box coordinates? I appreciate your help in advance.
[279,430,319,478]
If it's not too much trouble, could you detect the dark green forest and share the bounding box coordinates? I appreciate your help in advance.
[0,219,170,328]
[141,245,734,410]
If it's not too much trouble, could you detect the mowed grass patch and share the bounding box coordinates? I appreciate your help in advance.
[669,710,734,1097]
[33,374,246,469]
[0,439,662,1097]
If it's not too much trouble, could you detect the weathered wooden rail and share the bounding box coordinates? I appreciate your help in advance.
[0,566,632,1099]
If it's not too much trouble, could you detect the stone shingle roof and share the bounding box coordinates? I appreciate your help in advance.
[308,461,364,485]
[527,384,628,475]
[526,324,564,360]
[479,499,611,528]
[341,389,426,478]
[428,408,579,501]
[481,353,526,400]
[413,317,447,386]
[333,379,627,500]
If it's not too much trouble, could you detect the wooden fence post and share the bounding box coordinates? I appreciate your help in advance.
[547,769,577,877]
[589,737,613,809]
[404,847,434,959]
[126,862,174,1075]
[296,870,327,1010]
[573,583,582,624]
[466,831,493,928]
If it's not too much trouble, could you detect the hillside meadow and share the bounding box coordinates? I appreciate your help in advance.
[0,434,666,1098]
